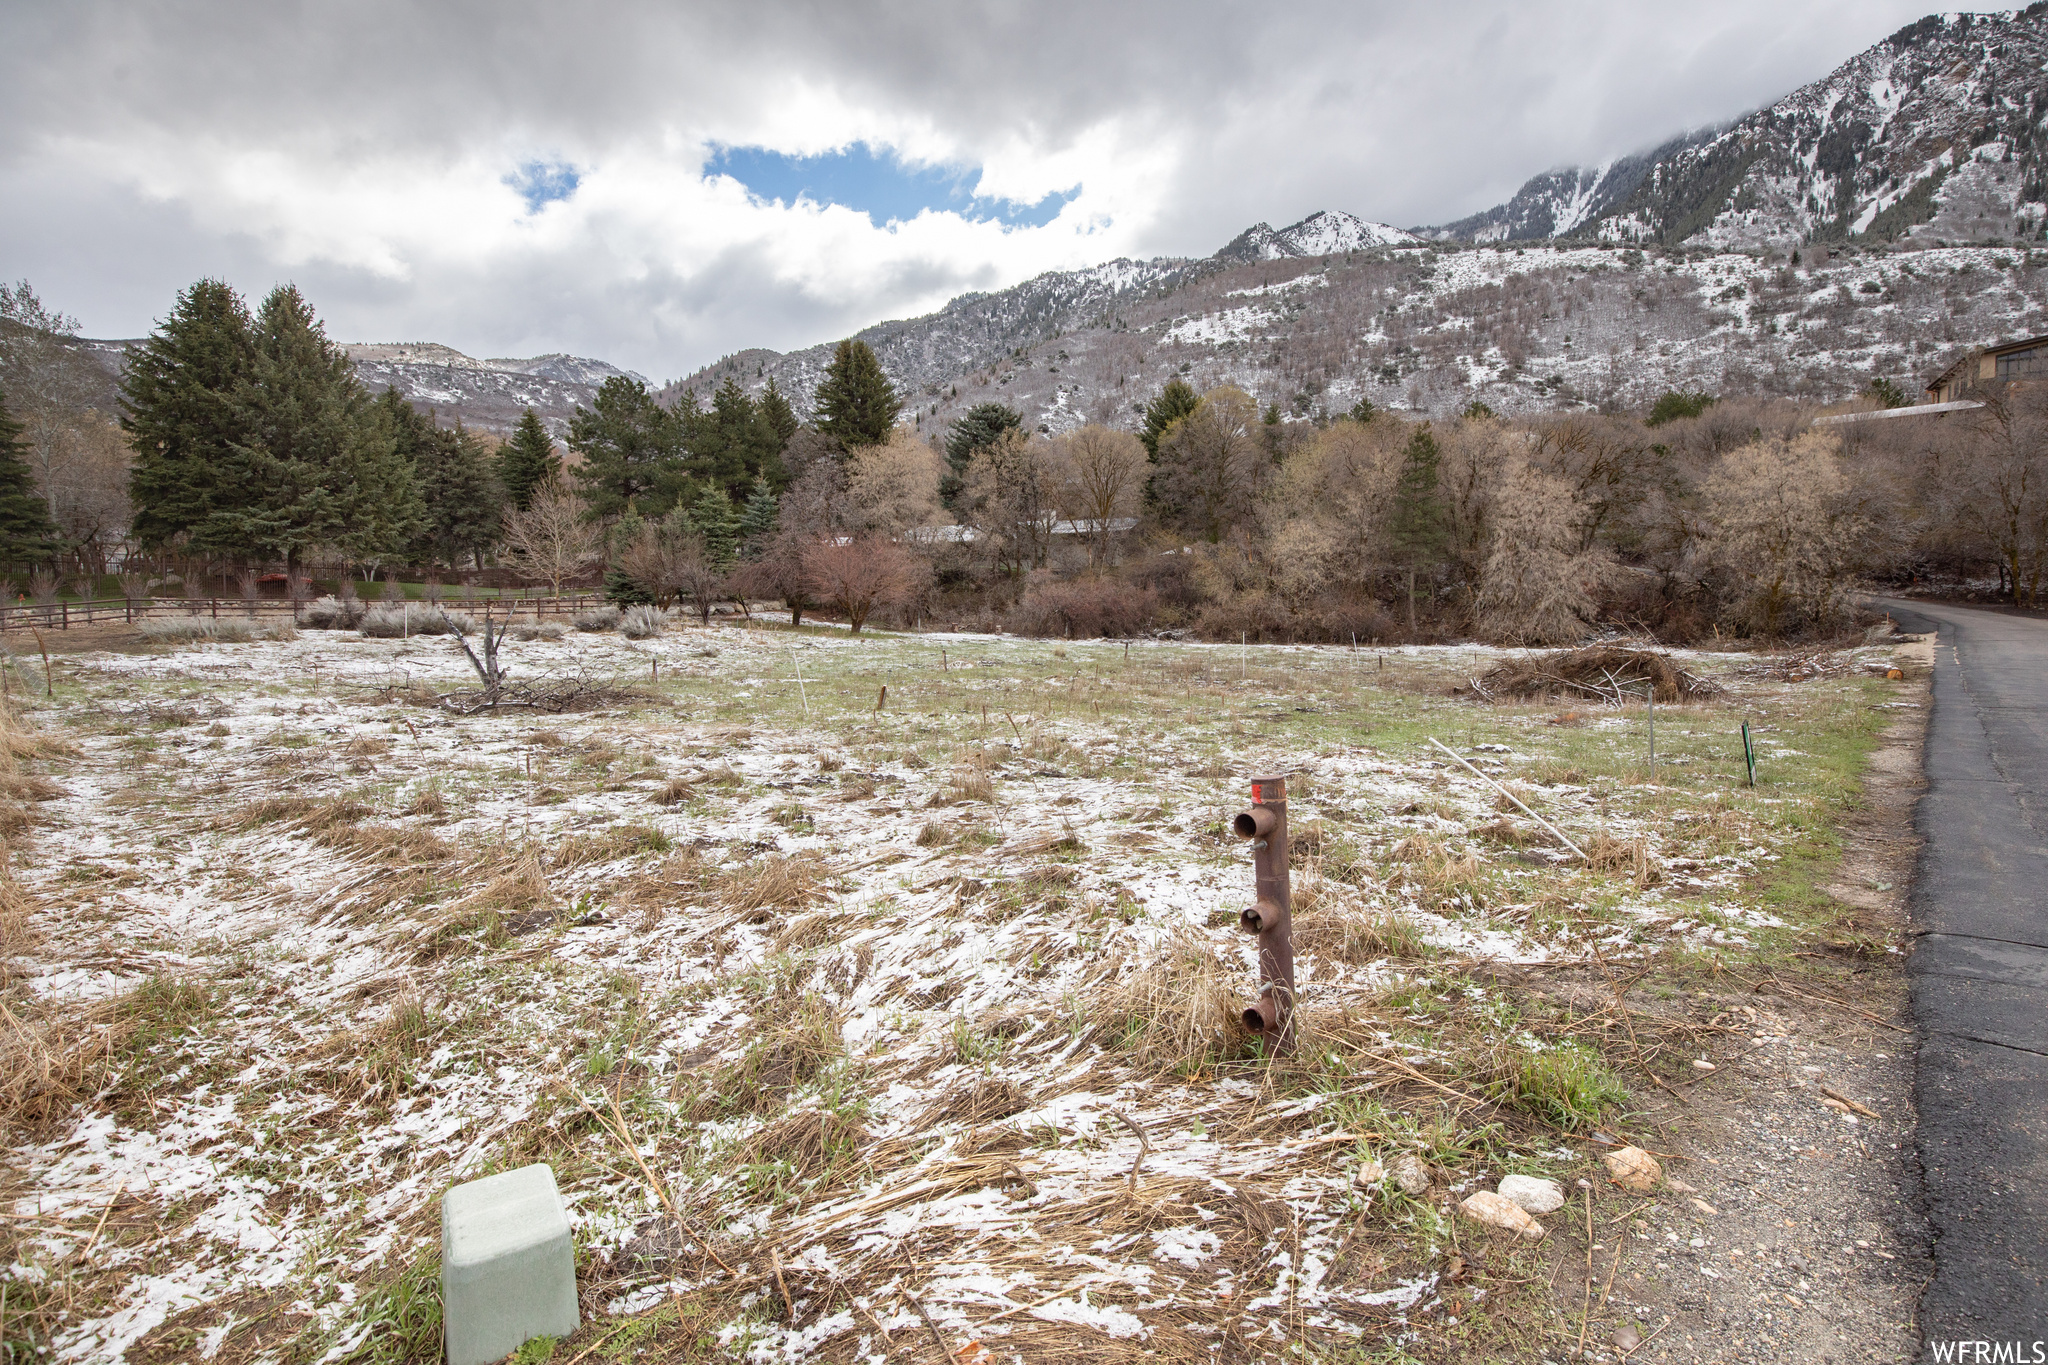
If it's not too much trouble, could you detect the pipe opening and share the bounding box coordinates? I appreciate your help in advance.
[1242,1006,1267,1032]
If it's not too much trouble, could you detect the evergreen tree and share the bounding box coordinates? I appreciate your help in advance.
[759,377,799,447]
[568,376,684,518]
[685,376,784,497]
[383,392,501,569]
[0,386,61,565]
[690,484,740,568]
[498,408,561,510]
[813,339,900,448]
[1140,378,1200,459]
[943,402,1021,502]
[1347,397,1376,424]
[121,278,258,551]
[1387,424,1449,633]
[211,285,416,568]
[736,477,779,559]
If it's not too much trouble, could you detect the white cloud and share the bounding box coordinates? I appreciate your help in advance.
[0,0,1940,378]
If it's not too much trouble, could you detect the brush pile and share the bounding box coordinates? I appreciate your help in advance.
[1475,646,1722,705]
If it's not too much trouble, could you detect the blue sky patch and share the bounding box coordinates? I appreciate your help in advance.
[708,142,1077,228]
[507,161,581,213]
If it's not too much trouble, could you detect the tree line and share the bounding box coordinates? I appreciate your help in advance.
[2,272,2044,642]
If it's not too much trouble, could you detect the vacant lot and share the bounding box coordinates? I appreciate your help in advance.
[0,619,1919,1363]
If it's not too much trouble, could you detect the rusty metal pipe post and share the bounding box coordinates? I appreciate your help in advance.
[1234,775,1294,1055]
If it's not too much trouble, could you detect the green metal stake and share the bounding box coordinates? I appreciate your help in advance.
[1741,720,1756,787]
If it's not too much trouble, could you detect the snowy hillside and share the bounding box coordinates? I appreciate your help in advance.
[1219,211,1423,261]
[1429,9,2048,250]
[674,232,2048,433]
[342,344,643,435]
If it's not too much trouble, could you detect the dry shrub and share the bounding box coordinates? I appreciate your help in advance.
[1004,577,1158,639]
[1585,831,1662,888]
[716,853,831,922]
[1477,646,1720,704]
[1094,933,1243,1073]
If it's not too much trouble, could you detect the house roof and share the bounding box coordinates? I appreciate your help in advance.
[1927,333,2048,391]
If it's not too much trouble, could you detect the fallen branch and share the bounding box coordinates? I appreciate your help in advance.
[1429,737,1587,861]
[1107,1110,1149,1192]
[1820,1084,1880,1119]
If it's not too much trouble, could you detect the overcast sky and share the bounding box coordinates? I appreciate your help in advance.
[0,0,1943,380]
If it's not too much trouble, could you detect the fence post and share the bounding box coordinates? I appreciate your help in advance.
[61,602,68,629]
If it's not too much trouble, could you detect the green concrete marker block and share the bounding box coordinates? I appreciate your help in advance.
[440,1163,578,1365]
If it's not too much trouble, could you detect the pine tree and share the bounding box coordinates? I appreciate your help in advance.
[0,386,61,566]
[943,403,1021,503]
[1140,379,1200,459]
[691,484,740,568]
[498,408,561,511]
[210,285,416,569]
[759,377,799,447]
[685,376,783,497]
[385,394,501,570]
[813,339,900,448]
[1387,424,1448,634]
[736,476,779,559]
[121,278,258,551]
[570,376,684,518]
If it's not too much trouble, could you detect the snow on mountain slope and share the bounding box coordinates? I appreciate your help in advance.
[1219,210,1422,261]
[673,236,2048,438]
[1430,8,2048,250]
[340,344,644,435]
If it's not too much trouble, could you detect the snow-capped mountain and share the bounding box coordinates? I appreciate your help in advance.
[1219,210,1422,261]
[1427,9,2048,249]
[342,344,645,435]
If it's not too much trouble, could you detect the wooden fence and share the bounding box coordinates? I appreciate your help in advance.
[0,592,611,634]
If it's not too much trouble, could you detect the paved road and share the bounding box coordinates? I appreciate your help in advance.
[1882,599,2048,1348]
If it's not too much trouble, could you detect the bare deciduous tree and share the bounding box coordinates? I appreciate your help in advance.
[47,410,132,577]
[1052,424,1146,567]
[500,476,599,598]
[1699,431,1859,636]
[962,429,1061,573]
[844,428,944,538]
[1474,459,1603,644]
[803,537,926,634]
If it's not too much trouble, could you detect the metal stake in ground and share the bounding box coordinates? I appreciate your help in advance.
[1234,774,1295,1055]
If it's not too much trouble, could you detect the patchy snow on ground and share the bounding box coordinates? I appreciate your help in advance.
[0,622,1879,1361]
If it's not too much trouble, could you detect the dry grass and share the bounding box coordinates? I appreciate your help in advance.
[939,765,996,805]
[653,776,696,806]
[1294,897,1432,963]
[705,991,844,1113]
[413,848,550,956]
[347,989,436,1097]
[1586,831,1662,888]
[0,972,213,1131]
[552,823,671,869]
[715,853,832,922]
[741,1108,873,1184]
[1093,933,1244,1074]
